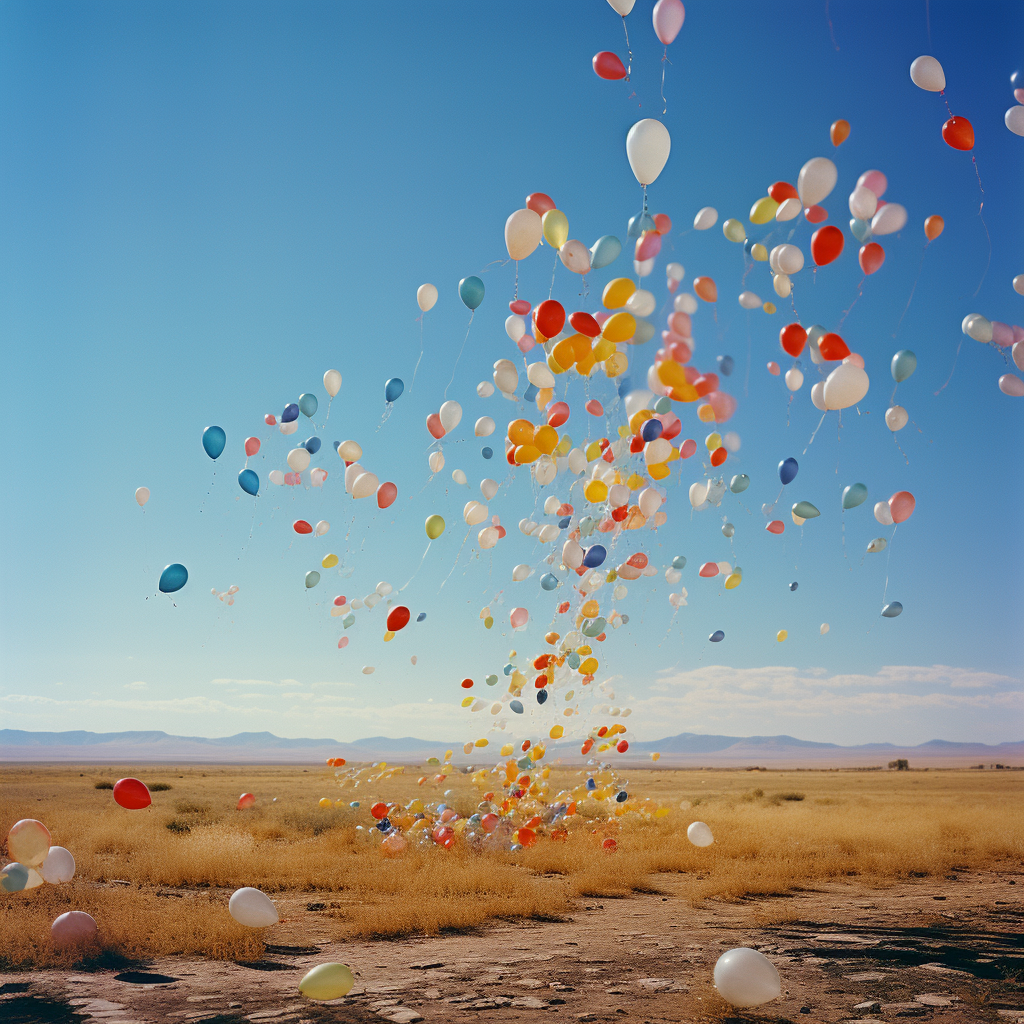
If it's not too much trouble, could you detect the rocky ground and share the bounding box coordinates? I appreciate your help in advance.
[2,870,1022,1024]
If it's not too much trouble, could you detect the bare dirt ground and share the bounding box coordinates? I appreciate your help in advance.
[3,869,1022,1024]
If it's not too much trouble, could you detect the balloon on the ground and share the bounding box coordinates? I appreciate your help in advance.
[113,778,151,809]
[51,911,98,947]
[687,821,714,846]
[229,887,279,927]
[300,963,355,1001]
[714,947,782,1008]
[39,846,75,883]
[7,819,50,866]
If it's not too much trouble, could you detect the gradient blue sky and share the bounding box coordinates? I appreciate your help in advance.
[2,1,1022,747]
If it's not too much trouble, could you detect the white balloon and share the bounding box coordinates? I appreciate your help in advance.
[910,55,945,92]
[375,581,392,597]
[785,367,804,392]
[351,471,378,499]
[885,405,909,431]
[364,592,381,608]
[797,156,837,207]
[823,363,869,410]
[962,313,993,343]
[135,486,150,507]
[607,0,635,13]
[534,456,556,486]
[463,501,488,526]
[775,244,804,275]
[714,948,781,1008]
[874,500,894,526]
[229,887,279,928]
[527,362,556,389]
[626,119,671,186]
[362,666,375,675]
[512,564,531,582]
[477,380,494,398]
[608,483,630,507]
[1014,340,1024,370]
[562,538,584,569]
[810,381,827,411]
[474,416,495,438]
[775,197,801,221]
[1006,106,1024,137]
[416,283,438,312]
[820,622,830,635]
[39,846,75,883]
[738,291,761,310]
[505,315,526,342]
[337,440,362,462]
[848,185,878,221]
[634,257,655,277]
[439,400,462,432]
[688,481,708,508]
[693,206,718,230]
[665,261,685,281]
[287,448,310,472]
[675,292,698,314]
[773,273,792,298]
[428,450,444,474]
[451,469,467,486]
[279,420,298,435]
[559,239,591,275]
[478,527,499,550]
[543,495,561,514]
[480,478,499,500]
[536,523,560,543]
[504,208,543,261]
[51,911,97,947]
[625,288,656,317]
[315,520,330,536]
[687,821,714,847]
[493,359,519,394]
[323,369,342,397]
[268,470,284,486]
[723,431,741,452]
[871,203,907,236]
[867,537,888,553]
[623,389,654,420]
[519,519,538,536]
[567,448,586,475]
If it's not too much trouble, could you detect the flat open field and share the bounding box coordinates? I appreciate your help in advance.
[1,764,1022,1023]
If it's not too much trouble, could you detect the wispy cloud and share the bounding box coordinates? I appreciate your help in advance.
[124,681,148,691]
[209,678,300,688]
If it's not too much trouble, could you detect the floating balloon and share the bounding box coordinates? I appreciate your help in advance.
[385,378,404,403]
[626,119,671,186]
[891,350,917,382]
[202,425,226,460]
[842,483,868,509]
[797,157,837,207]
[910,55,945,91]
[889,491,915,523]
[709,630,724,643]
[859,242,885,275]
[459,276,485,310]
[882,601,904,618]
[425,515,446,539]
[924,215,944,241]
[158,563,188,594]
[652,0,684,44]
[238,469,259,496]
[590,235,622,270]
[778,458,798,485]
[305,571,320,589]
[113,778,151,809]
[417,284,438,312]
[593,51,627,80]
[811,225,844,266]
[505,209,543,261]
[298,394,318,418]
[135,487,150,507]
[830,119,850,146]
[323,369,342,397]
[942,116,974,151]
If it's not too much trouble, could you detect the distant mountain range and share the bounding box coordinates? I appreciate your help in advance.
[2,729,1021,767]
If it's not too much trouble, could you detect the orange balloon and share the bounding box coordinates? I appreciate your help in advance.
[924,215,944,241]
[693,277,717,302]
[507,419,535,446]
[830,119,850,146]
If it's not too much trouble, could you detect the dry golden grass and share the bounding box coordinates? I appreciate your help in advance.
[1,763,1021,965]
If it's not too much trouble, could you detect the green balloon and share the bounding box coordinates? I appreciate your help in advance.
[305,571,321,588]
[425,514,446,539]
[842,483,868,509]
[792,501,820,519]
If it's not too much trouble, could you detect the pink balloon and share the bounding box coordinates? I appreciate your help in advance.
[237,792,256,810]
[857,170,888,198]
[51,911,97,948]
[843,352,865,368]
[1015,88,1024,104]
[766,520,785,534]
[244,437,260,457]
[706,391,737,422]
[991,321,1014,347]
[652,0,685,44]
[333,595,347,606]
[657,411,681,440]
[338,636,350,649]
[767,361,781,376]
[698,561,719,577]
[1013,325,1024,345]
[517,334,537,354]
[593,311,611,327]
[668,312,692,337]
[510,607,529,629]
[678,438,697,458]
[998,373,1024,397]
[264,414,276,426]
[585,399,604,416]
[426,413,446,439]
[635,231,662,261]
[377,481,398,509]
[889,490,916,524]
[667,278,679,293]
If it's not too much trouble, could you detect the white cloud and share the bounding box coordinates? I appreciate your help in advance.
[124,681,148,691]
[209,678,300,688]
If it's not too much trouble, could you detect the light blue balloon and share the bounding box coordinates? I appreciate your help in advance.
[510,700,524,714]
[305,571,320,589]
[202,426,226,460]
[881,601,903,618]
[566,652,581,669]
[891,350,917,383]
[238,469,259,496]
[627,211,656,238]
[485,674,498,686]
[709,630,725,643]
[298,393,318,418]
[158,563,188,594]
[0,863,29,892]
[523,383,539,403]
[589,235,622,270]
[806,325,827,348]
[481,447,493,459]
[582,617,607,637]
[385,377,405,403]
[416,612,426,622]
[730,474,750,494]
[653,396,672,414]
[842,483,868,510]
[792,500,820,519]
[850,218,872,243]
[459,276,485,310]
[540,573,559,591]
[343,614,355,628]
[671,555,687,569]
[717,355,735,376]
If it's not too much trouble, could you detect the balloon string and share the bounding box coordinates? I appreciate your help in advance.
[410,315,425,394]
[836,275,866,329]
[893,242,927,339]
[971,195,991,297]
[621,15,632,77]
[439,527,472,591]
[925,0,932,48]
[892,430,909,466]
[514,261,519,301]
[802,411,827,455]
[398,540,431,593]
[660,47,670,115]
[549,249,558,299]
[933,335,964,396]
[881,524,897,608]
[825,0,840,50]
[444,310,474,400]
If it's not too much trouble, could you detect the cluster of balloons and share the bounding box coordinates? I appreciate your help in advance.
[961,311,1024,397]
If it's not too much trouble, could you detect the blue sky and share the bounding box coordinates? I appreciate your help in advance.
[1,0,1021,747]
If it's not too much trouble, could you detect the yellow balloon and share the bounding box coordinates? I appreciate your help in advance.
[585,441,604,461]
[321,553,339,568]
[475,738,488,747]
[580,657,599,675]
[776,629,788,642]
[705,432,722,450]
[724,573,742,589]
[697,404,716,423]
[553,338,577,369]
[484,616,493,629]
[604,351,628,377]
[749,196,779,225]
[581,599,600,618]
[425,514,446,539]
[514,444,541,464]
[751,243,769,262]
[555,434,572,456]
[383,630,395,641]
[461,696,474,707]
[299,963,355,1001]
[763,301,777,314]
[602,311,636,343]
[318,797,332,808]
[549,725,564,739]
[501,743,514,756]
[626,473,646,490]
[648,462,671,480]
[533,425,559,454]
[542,209,569,250]
[584,479,609,503]
[602,277,636,310]
[722,218,746,243]
[591,336,615,361]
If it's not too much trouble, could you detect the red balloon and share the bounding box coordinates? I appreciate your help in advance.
[693,372,719,397]
[386,605,410,632]
[710,446,727,466]
[237,793,256,810]
[653,213,672,234]
[811,225,845,266]
[293,520,312,534]
[780,323,807,357]
[766,520,785,534]
[509,299,531,315]
[534,300,565,340]
[461,678,474,689]
[526,192,556,216]
[942,116,974,151]
[377,481,398,509]
[658,413,681,440]
[592,51,627,80]
[768,181,798,202]
[858,242,886,275]
[113,778,151,810]
[635,231,661,261]
[570,311,601,337]
[679,438,697,459]
[370,802,388,820]
[244,437,260,456]
[889,490,916,523]
[547,401,570,428]
[804,205,828,224]
[426,413,445,439]
[626,552,648,568]
[818,332,850,361]
[263,414,276,426]
[616,740,629,753]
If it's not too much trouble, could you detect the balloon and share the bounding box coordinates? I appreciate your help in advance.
[885,405,909,431]
[494,359,519,394]
[1007,106,1024,137]
[315,520,330,537]
[652,0,684,44]
[687,821,714,846]
[293,520,313,535]
[299,963,355,1001]
[792,501,819,519]
[823,363,869,409]
[693,206,717,230]
[729,474,749,493]
[889,490,915,523]
[999,374,1024,397]
[882,602,904,618]
[924,215,944,241]
[352,472,378,499]
[850,217,872,243]
[830,119,850,146]
[323,369,342,396]
[749,197,778,225]
[859,242,885,275]
[376,481,397,509]
[337,440,363,462]
[797,157,837,206]
[635,230,661,262]
[439,400,462,432]
[51,911,98,948]
[526,192,556,216]
[722,218,745,243]
[709,630,724,643]
[229,887,279,927]
[243,437,261,458]
[238,469,259,496]
[626,119,671,186]
[237,792,257,810]
[849,185,878,221]
[287,448,311,472]
[416,284,438,312]
[113,778,151,809]
[202,425,226,460]
[874,500,894,526]
[135,486,150,508]
[7,819,50,866]
[910,55,945,91]
[158,563,188,594]
[534,299,565,338]
[867,537,887,553]
[593,51,627,80]
[785,368,803,391]
[693,277,717,302]
[738,291,761,310]
[871,203,908,236]
[541,209,569,250]
[425,515,446,539]
[780,323,807,358]
[505,208,543,260]
[590,235,622,270]
[962,314,993,343]
[891,350,917,382]
[714,948,782,1008]
[811,225,844,266]
[386,606,410,632]
[842,483,868,509]
[298,393,318,418]
[778,458,798,485]
[0,864,30,892]
[40,846,75,883]
[459,276,485,310]
[281,403,299,423]
[818,333,849,361]
[510,607,529,629]
[942,116,974,151]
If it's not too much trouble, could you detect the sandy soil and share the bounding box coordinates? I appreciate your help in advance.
[2,869,1022,1024]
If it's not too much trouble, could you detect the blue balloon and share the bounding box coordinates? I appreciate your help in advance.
[503,663,513,676]
[582,545,606,568]
[842,483,868,510]
[589,234,622,270]
[536,689,548,705]
[416,612,426,622]
[616,376,633,398]
[891,350,917,383]
[376,818,391,832]
[332,441,341,453]
[709,629,725,642]
[298,393,318,418]
[641,418,664,443]
[615,790,628,803]
[627,211,656,238]
[717,354,735,376]
[303,436,321,455]
[778,457,799,485]
[789,582,799,591]
[385,377,405,403]
[620,613,629,625]
[305,571,320,589]
[281,403,299,423]
[582,616,606,637]
[481,446,493,459]
[671,555,687,569]
[881,601,903,618]
[202,426,226,460]
[557,516,571,530]
[586,777,597,790]
[159,563,189,594]
[238,469,259,496]
[850,217,872,243]
[523,382,539,403]
[540,573,559,591]
[653,395,672,414]
[566,652,580,669]
[459,275,485,310]
[510,699,524,715]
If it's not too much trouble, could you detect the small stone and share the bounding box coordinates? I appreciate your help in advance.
[881,1003,929,1017]
[549,983,574,992]
[511,997,548,1009]
[915,994,955,1006]
[854,1001,881,1013]
[517,979,546,989]
[605,988,625,995]
[576,1015,598,1023]
[380,1011,424,1024]
[844,973,890,982]
[409,961,445,970]
[636,979,673,991]
[800,1008,811,1015]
